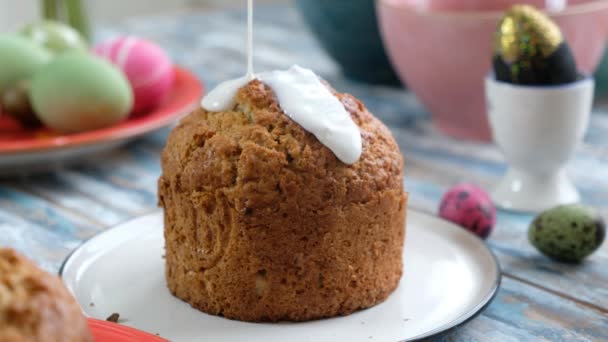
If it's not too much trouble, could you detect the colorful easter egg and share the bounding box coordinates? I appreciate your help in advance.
[0,34,51,94]
[94,36,174,113]
[439,184,497,239]
[30,52,133,133]
[529,205,605,263]
[21,20,88,54]
[0,80,41,128]
[493,5,579,85]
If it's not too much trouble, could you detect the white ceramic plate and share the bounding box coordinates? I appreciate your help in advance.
[61,210,501,342]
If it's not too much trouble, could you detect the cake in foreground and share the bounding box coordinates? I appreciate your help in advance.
[0,248,92,341]
[158,77,407,322]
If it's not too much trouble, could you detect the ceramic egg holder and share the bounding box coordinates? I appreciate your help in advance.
[485,76,594,213]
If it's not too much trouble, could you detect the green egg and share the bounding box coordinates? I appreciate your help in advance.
[30,52,133,133]
[529,205,605,263]
[0,34,52,94]
[21,20,88,54]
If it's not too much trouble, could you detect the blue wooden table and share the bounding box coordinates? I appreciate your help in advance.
[2,5,607,341]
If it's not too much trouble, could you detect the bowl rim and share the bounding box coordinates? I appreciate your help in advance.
[378,0,608,18]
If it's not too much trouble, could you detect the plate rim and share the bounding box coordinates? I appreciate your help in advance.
[60,209,502,342]
[402,210,502,341]
[0,66,203,155]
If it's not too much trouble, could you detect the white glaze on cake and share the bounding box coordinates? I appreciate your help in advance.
[257,66,362,164]
[200,0,361,164]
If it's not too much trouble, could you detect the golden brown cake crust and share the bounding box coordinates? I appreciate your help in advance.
[159,80,407,322]
[0,248,92,342]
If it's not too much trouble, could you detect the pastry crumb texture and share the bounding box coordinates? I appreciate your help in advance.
[159,80,407,322]
[0,248,92,342]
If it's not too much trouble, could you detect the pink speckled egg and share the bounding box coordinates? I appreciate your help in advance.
[94,36,174,113]
[439,184,497,239]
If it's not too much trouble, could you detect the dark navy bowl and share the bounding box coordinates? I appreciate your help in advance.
[294,0,402,86]
[595,48,608,96]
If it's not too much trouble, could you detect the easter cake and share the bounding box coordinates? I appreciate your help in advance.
[158,71,407,322]
[0,248,92,341]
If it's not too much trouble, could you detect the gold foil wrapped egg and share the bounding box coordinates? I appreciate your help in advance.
[493,5,579,85]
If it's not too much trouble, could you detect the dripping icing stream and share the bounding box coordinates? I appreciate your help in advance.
[200,1,362,164]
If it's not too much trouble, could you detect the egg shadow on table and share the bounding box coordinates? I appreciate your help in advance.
[508,254,594,278]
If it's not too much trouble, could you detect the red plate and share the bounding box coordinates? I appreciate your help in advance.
[0,66,203,155]
[88,319,169,342]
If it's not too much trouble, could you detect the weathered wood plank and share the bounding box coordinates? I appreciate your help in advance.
[0,213,75,272]
[50,146,162,215]
[0,187,103,272]
[0,185,103,239]
[14,174,129,227]
[435,277,608,341]
[52,169,151,215]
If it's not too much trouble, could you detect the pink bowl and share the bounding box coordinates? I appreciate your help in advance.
[378,0,608,141]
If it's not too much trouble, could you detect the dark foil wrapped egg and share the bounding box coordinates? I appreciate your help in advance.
[493,5,579,85]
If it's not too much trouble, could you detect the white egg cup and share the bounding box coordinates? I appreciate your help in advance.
[485,76,594,213]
